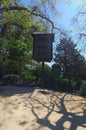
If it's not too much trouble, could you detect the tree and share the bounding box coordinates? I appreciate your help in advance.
[54,38,85,79]
[0,0,64,35]
[0,0,53,82]
[0,0,51,80]
[0,0,69,82]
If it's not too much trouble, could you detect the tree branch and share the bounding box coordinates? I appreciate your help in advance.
[79,33,86,38]
[0,6,64,34]
[0,22,24,37]
[73,11,86,24]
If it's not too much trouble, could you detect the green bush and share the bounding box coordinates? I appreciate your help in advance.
[75,79,82,90]
[80,81,86,96]
[33,63,52,80]
[24,73,36,84]
[4,74,20,83]
[55,77,72,92]
[0,56,4,77]
[71,80,77,92]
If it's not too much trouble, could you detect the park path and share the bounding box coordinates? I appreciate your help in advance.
[0,85,86,130]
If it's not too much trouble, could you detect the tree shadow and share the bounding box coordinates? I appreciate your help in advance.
[38,90,50,95]
[56,94,86,130]
[0,86,86,130]
[27,91,86,130]
[0,85,35,97]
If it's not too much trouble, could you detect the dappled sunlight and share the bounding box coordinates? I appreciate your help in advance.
[0,86,86,130]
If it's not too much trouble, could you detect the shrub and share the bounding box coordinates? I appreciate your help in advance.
[80,81,86,96]
[75,79,82,90]
[55,77,72,92]
[24,73,36,84]
[71,80,77,92]
[33,63,52,81]
[4,74,20,84]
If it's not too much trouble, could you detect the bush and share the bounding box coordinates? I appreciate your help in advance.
[24,73,36,84]
[71,80,77,92]
[55,77,73,92]
[80,81,86,96]
[4,74,20,84]
[75,79,82,90]
[33,63,52,80]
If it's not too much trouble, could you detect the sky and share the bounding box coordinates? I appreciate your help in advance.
[21,0,84,27]
[56,1,78,29]
[21,0,86,65]
[54,0,85,33]
[21,0,85,33]
[57,0,82,23]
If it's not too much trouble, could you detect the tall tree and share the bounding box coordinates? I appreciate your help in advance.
[54,38,85,79]
[0,0,49,77]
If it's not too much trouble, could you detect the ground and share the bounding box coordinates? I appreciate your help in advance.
[0,85,86,130]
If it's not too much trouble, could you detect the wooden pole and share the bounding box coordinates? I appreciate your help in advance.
[41,61,44,88]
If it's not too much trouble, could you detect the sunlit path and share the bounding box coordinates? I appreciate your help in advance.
[0,86,86,130]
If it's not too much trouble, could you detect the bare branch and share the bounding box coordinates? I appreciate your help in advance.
[78,11,86,15]
[79,33,86,38]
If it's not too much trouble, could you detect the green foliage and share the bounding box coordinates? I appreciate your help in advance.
[71,81,76,91]
[4,74,20,84]
[24,72,36,84]
[0,9,33,79]
[0,0,50,81]
[54,38,85,79]
[5,60,21,74]
[33,63,52,80]
[33,63,54,88]
[44,64,54,89]
[75,79,82,90]
[80,81,86,96]
[31,17,48,33]
[55,77,73,92]
[5,73,20,79]
[0,56,4,76]
[33,63,41,79]
[4,11,31,28]
[52,64,61,77]
[0,0,9,8]
[44,64,52,78]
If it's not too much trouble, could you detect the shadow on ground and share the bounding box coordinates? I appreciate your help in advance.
[28,91,86,130]
[0,85,35,96]
[0,86,86,130]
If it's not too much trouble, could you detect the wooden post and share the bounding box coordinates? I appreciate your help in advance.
[41,61,44,88]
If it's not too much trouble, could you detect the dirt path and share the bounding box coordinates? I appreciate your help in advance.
[0,85,86,130]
